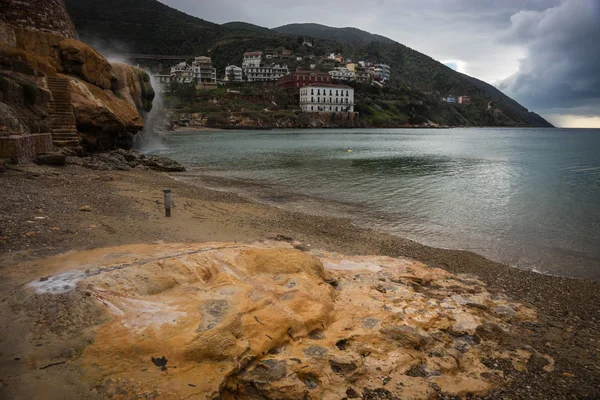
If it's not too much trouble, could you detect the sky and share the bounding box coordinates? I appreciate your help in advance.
[160,0,600,127]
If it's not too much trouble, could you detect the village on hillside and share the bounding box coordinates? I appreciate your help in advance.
[151,47,470,125]
[153,49,393,114]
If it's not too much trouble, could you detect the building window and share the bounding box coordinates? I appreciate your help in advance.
[336,98,338,103]
[330,90,332,95]
[311,97,314,102]
[346,90,349,96]
[317,89,320,95]
[346,98,348,104]
[336,90,339,96]
[311,89,314,95]
[311,106,314,111]
[317,97,320,102]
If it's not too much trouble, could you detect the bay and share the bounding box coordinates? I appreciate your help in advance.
[153,128,600,280]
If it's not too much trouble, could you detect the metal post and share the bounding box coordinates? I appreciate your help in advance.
[163,189,172,217]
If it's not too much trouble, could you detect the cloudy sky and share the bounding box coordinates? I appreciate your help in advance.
[161,0,599,127]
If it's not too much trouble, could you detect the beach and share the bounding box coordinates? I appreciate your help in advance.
[1,162,599,399]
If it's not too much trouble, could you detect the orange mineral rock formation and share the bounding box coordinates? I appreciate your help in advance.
[0,242,547,399]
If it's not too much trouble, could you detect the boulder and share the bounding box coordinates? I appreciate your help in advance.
[72,150,185,172]
[110,63,154,115]
[34,153,66,166]
[475,322,506,342]
[68,76,144,149]
[82,153,131,171]
[58,39,114,90]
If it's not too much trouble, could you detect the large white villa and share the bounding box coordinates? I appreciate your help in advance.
[299,84,355,112]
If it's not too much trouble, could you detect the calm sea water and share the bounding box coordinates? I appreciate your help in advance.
[154,128,600,280]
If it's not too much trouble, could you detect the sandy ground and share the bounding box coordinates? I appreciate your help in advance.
[0,163,599,399]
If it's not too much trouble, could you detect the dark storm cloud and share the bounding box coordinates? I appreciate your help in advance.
[498,0,600,117]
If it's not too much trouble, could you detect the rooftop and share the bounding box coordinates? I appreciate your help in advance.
[244,51,263,56]
[291,70,330,76]
[306,83,354,89]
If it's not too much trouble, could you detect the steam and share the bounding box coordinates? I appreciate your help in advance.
[78,36,169,153]
[135,73,169,153]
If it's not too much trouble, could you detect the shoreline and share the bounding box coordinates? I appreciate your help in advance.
[166,125,557,133]
[174,171,597,282]
[1,163,599,398]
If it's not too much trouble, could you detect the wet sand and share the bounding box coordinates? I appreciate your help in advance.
[1,163,599,398]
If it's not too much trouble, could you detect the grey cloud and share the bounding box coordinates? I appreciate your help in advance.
[161,0,598,121]
[498,0,600,116]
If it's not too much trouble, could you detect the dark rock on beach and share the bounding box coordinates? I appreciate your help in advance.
[35,153,67,166]
[65,149,185,172]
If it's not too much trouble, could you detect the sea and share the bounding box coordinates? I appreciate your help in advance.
[151,128,600,281]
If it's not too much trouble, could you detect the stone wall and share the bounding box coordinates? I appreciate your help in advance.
[0,0,77,39]
[0,133,53,163]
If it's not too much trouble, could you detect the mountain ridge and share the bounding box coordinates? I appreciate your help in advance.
[64,0,553,127]
[272,23,396,44]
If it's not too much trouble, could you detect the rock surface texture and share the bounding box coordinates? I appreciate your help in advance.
[64,148,186,172]
[0,17,154,156]
[0,241,549,399]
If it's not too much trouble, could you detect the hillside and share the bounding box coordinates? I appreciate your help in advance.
[273,23,396,44]
[221,21,272,33]
[65,0,553,127]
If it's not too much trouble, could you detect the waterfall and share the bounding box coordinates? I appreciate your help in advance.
[136,73,168,153]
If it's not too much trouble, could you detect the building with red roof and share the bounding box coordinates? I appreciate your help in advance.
[243,51,263,69]
[277,70,332,89]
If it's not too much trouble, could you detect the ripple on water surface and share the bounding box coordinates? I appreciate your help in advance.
[156,128,600,280]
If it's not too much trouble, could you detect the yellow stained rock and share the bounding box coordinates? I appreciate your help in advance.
[0,241,548,400]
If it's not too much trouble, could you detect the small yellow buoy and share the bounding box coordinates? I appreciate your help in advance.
[347,149,353,153]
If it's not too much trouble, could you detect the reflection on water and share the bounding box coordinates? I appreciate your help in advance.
[350,156,456,175]
[156,128,600,280]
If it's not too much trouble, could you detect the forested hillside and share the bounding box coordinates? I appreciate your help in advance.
[273,23,396,44]
[65,0,553,127]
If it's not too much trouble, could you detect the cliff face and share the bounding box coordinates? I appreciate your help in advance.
[0,0,77,39]
[0,19,154,156]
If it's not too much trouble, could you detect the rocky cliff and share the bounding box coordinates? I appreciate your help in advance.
[0,21,154,158]
[0,241,552,399]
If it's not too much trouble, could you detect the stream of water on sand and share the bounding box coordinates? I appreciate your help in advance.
[152,128,600,280]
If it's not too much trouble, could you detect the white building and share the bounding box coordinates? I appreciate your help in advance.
[271,64,289,80]
[154,74,174,92]
[329,67,355,82]
[245,64,289,82]
[225,65,243,82]
[169,62,194,84]
[299,84,354,112]
[191,56,217,88]
[373,63,391,82]
[355,70,371,83]
[243,51,263,68]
